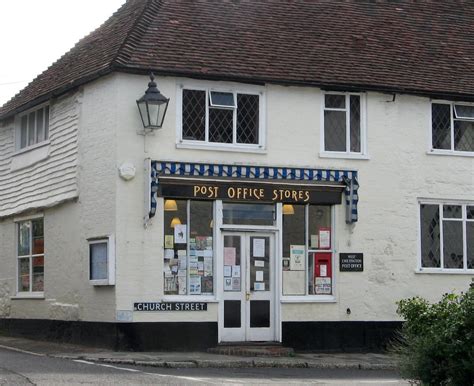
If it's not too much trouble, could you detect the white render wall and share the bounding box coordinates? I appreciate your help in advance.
[113,73,473,323]
[1,72,472,323]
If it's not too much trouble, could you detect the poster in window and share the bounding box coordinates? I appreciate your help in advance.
[224,277,233,291]
[164,235,174,249]
[290,245,305,271]
[253,238,265,257]
[315,277,332,294]
[319,227,331,249]
[189,276,201,294]
[224,247,236,266]
[202,276,213,293]
[174,224,187,244]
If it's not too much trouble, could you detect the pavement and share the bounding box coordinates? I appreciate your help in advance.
[0,335,398,371]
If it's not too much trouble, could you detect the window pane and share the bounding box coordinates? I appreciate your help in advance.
[163,199,187,295]
[223,203,275,226]
[224,235,241,292]
[443,205,462,219]
[20,115,28,148]
[324,110,346,151]
[18,258,30,292]
[237,94,259,144]
[431,104,451,149]
[467,222,474,269]
[44,106,49,140]
[209,108,233,143]
[443,221,463,269]
[18,222,31,256]
[36,108,44,143]
[189,201,213,295]
[325,94,345,109]
[32,256,44,291]
[349,95,361,152]
[182,89,205,141]
[90,242,108,280]
[453,120,474,152]
[467,206,474,220]
[28,112,35,146]
[209,91,235,107]
[283,205,305,257]
[308,206,331,249]
[32,219,44,255]
[420,204,440,268]
[454,104,474,119]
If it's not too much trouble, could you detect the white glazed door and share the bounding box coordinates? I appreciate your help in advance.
[221,232,275,342]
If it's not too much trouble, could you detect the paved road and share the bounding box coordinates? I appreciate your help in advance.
[0,347,409,385]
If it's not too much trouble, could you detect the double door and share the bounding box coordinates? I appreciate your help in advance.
[220,232,276,342]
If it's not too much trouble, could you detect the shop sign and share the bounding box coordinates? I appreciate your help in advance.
[339,253,363,271]
[158,178,342,205]
[134,302,208,311]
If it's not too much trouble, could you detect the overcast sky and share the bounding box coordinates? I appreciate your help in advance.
[0,0,126,106]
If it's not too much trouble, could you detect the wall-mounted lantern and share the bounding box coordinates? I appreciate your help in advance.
[136,73,169,130]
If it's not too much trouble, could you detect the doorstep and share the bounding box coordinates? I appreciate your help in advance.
[208,342,295,357]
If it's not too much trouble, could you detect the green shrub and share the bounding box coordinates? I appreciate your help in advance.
[393,287,473,386]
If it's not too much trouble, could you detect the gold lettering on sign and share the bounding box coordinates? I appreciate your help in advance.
[272,189,310,202]
[193,185,219,199]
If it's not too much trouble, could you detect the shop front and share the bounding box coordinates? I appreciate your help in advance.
[148,161,359,343]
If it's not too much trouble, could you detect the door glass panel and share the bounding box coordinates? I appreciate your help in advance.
[224,300,241,328]
[250,301,270,327]
[223,203,275,226]
[223,235,241,291]
[250,236,269,291]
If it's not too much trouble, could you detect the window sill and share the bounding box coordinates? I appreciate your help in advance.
[319,152,370,160]
[426,150,474,157]
[162,296,218,303]
[176,142,267,154]
[415,268,474,275]
[11,292,45,300]
[90,280,114,286]
[11,141,51,172]
[281,295,336,303]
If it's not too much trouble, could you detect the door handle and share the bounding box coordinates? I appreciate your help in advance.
[246,292,250,301]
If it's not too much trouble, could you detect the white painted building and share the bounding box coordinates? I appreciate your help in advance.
[0,1,472,350]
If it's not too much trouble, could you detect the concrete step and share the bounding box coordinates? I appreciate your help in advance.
[208,343,294,357]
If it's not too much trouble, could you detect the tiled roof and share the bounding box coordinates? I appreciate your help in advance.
[2,0,474,118]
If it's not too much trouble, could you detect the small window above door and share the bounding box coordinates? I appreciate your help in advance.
[222,203,276,226]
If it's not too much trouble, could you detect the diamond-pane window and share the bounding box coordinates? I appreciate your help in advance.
[237,94,259,144]
[181,88,261,147]
[431,102,474,152]
[324,93,364,154]
[209,108,233,143]
[420,204,441,268]
[182,89,205,141]
[431,104,451,150]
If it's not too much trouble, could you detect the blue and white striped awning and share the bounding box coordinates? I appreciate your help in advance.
[149,161,359,223]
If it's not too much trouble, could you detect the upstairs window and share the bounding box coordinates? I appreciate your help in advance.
[322,92,366,156]
[431,102,474,153]
[17,105,50,150]
[180,87,263,148]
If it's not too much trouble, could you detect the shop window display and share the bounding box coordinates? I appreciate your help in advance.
[163,199,214,295]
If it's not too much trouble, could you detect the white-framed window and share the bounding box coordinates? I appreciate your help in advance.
[16,104,50,150]
[16,217,44,293]
[430,101,474,154]
[282,204,335,298]
[321,92,367,157]
[88,235,115,286]
[177,84,265,151]
[419,202,474,272]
